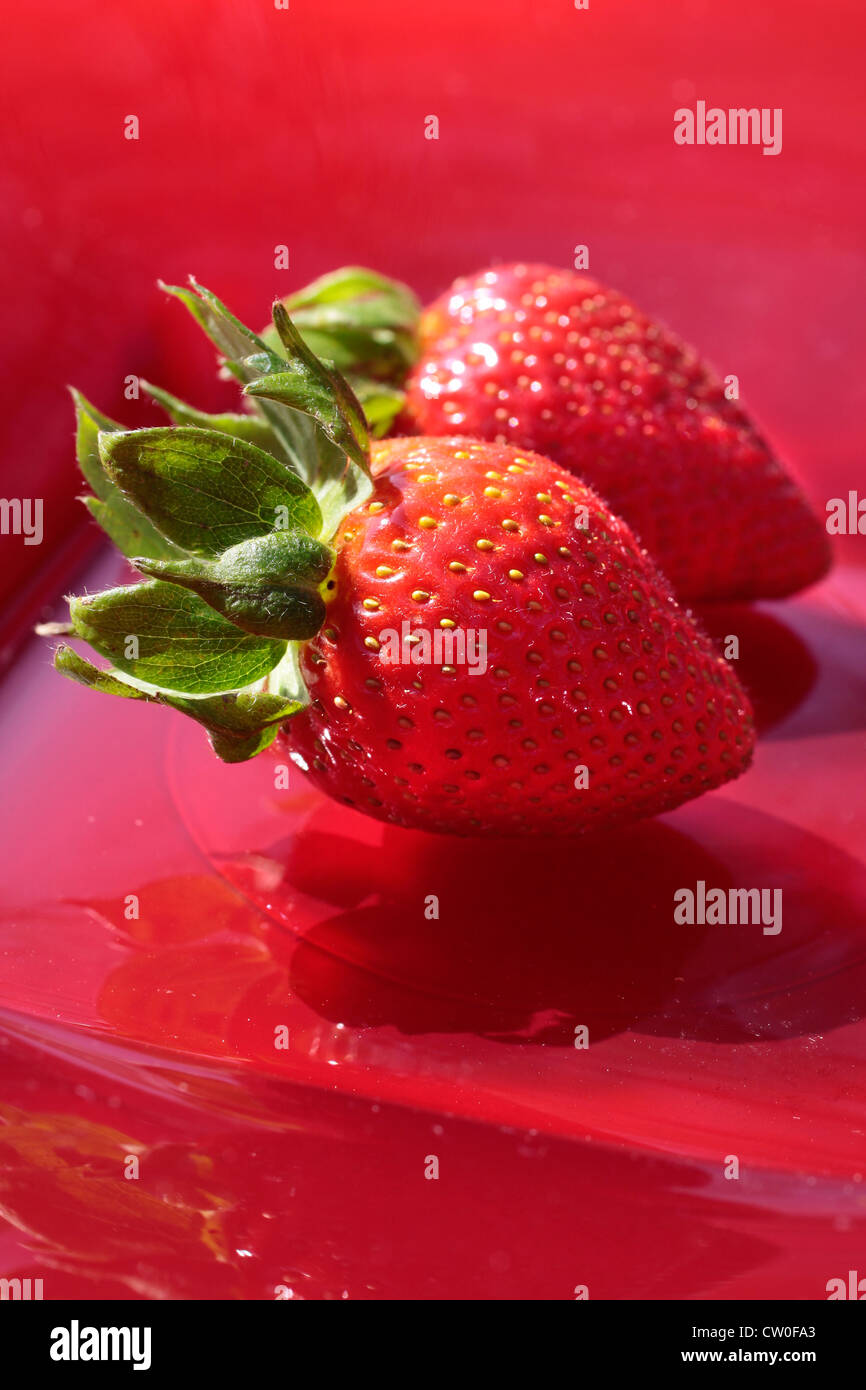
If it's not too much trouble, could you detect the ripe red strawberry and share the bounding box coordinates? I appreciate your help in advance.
[50,278,754,838]
[282,435,755,835]
[396,264,830,602]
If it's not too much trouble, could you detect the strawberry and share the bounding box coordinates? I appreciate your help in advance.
[49,279,755,837]
[289,263,829,601]
[408,264,833,600]
[284,436,755,835]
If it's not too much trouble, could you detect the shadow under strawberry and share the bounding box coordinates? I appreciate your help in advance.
[279,819,723,1044]
[83,769,866,1055]
[277,802,866,1048]
[691,593,866,741]
[689,601,816,734]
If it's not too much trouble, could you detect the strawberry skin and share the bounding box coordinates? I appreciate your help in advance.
[401,264,830,601]
[280,436,755,835]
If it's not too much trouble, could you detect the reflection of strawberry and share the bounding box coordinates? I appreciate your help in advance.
[397,264,831,601]
[50,278,754,837]
[283,817,725,1040]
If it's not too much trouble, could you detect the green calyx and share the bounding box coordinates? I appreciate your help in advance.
[54,278,376,762]
[267,265,422,434]
[136,530,332,640]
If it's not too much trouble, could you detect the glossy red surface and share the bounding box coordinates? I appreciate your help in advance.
[1,0,864,1300]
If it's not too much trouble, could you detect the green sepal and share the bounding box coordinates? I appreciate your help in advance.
[351,379,406,436]
[284,265,419,321]
[55,645,302,763]
[99,426,323,556]
[245,302,370,475]
[141,381,290,463]
[68,580,286,695]
[297,326,416,379]
[158,277,279,373]
[266,642,308,707]
[72,390,122,500]
[134,530,333,640]
[160,280,373,531]
[72,390,184,561]
[159,278,302,460]
[304,431,373,539]
[280,266,421,381]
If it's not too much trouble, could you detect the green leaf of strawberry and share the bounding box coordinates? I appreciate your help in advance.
[158,279,315,466]
[99,426,324,555]
[135,530,332,640]
[161,279,373,531]
[280,265,420,379]
[351,380,406,437]
[68,581,286,694]
[55,644,302,762]
[284,265,419,322]
[159,276,277,372]
[58,285,379,758]
[72,391,185,562]
[245,302,370,474]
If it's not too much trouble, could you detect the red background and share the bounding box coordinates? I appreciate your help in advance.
[1,0,863,610]
[1,0,865,1303]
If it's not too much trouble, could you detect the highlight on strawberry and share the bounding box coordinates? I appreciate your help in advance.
[49,277,756,836]
[286,263,831,603]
